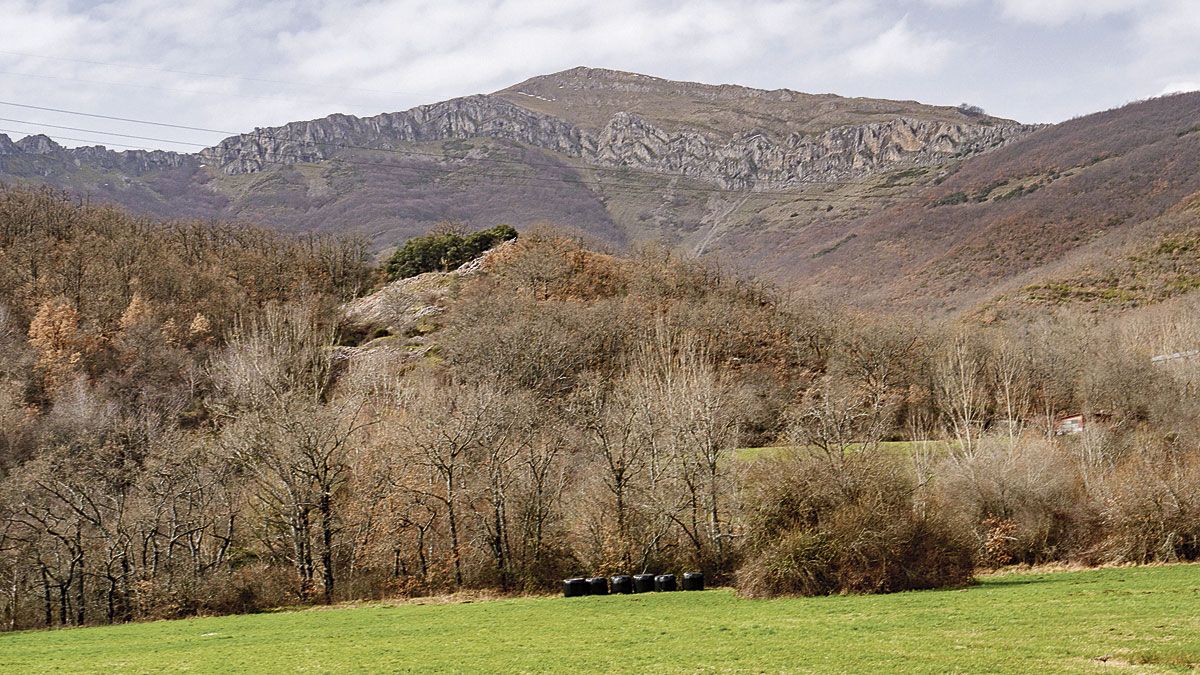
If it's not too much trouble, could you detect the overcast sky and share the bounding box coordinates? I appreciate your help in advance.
[0,0,1196,152]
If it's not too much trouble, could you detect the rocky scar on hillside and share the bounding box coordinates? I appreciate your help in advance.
[337,241,509,364]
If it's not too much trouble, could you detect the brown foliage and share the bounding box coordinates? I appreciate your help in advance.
[27,298,86,394]
[1098,445,1200,563]
[937,437,1089,566]
[737,452,974,597]
[9,185,1200,632]
[0,186,369,341]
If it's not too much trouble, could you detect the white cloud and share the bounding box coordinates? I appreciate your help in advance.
[1160,82,1200,94]
[1125,0,1200,100]
[276,0,883,98]
[0,0,90,51]
[845,17,956,75]
[915,0,977,7]
[914,0,1149,24]
[996,0,1146,25]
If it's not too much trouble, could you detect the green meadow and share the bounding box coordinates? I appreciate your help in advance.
[733,440,952,461]
[3,564,1199,673]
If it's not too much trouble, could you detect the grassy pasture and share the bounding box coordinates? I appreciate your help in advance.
[2,565,1199,673]
[733,439,953,461]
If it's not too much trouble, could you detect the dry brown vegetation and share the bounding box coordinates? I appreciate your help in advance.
[4,187,1200,632]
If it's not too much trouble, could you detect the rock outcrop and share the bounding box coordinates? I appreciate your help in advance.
[198,96,588,175]
[0,133,189,175]
[198,93,1036,188]
[13,134,61,155]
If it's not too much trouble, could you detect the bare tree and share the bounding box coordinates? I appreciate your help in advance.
[397,378,507,587]
[990,333,1031,447]
[210,301,371,603]
[790,375,894,466]
[936,333,988,457]
[631,324,742,571]
[573,374,649,571]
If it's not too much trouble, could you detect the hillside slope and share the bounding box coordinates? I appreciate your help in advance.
[497,67,1006,139]
[757,92,1200,313]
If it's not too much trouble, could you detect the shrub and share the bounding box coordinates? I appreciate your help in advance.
[736,452,974,597]
[936,436,1089,566]
[193,564,299,617]
[1098,445,1200,563]
[385,224,517,280]
[933,191,969,207]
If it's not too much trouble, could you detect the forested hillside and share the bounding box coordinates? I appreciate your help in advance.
[4,74,1199,319]
[3,187,1200,631]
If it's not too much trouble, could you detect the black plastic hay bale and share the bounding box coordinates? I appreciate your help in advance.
[654,574,677,592]
[632,574,656,593]
[682,572,705,591]
[587,577,609,595]
[563,578,589,597]
[610,575,633,594]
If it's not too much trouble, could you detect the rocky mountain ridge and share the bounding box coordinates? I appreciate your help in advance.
[196,81,1035,188]
[1,68,1037,190]
[9,66,1123,317]
[0,133,188,175]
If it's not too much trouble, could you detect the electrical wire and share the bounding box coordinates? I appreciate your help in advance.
[0,117,206,149]
[0,48,414,97]
[0,70,387,113]
[0,127,159,151]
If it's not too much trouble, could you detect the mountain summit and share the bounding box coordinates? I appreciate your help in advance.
[194,66,1030,188]
[1,70,1197,314]
[0,68,1031,249]
[496,66,1013,137]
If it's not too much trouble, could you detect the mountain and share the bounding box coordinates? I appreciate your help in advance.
[0,67,1031,255]
[12,69,1198,319]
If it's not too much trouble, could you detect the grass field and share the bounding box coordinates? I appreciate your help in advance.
[734,440,952,461]
[3,565,1199,673]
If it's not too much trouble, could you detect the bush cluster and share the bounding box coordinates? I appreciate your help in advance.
[737,452,974,597]
[384,224,518,280]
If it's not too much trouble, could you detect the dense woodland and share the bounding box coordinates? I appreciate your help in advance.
[1,186,1199,631]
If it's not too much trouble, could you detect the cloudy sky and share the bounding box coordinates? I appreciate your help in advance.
[0,0,1196,151]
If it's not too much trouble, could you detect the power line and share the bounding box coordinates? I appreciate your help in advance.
[0,70,387,113]
[0,117,206,149]
[0,99,900,194]
[0,49,415,97]
[0,127,159,152]
[0,101,229,134]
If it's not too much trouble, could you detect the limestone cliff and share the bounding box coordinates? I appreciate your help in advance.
[1,68,1037,189]
[0,133,188,175]
[197,92,1034,188]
